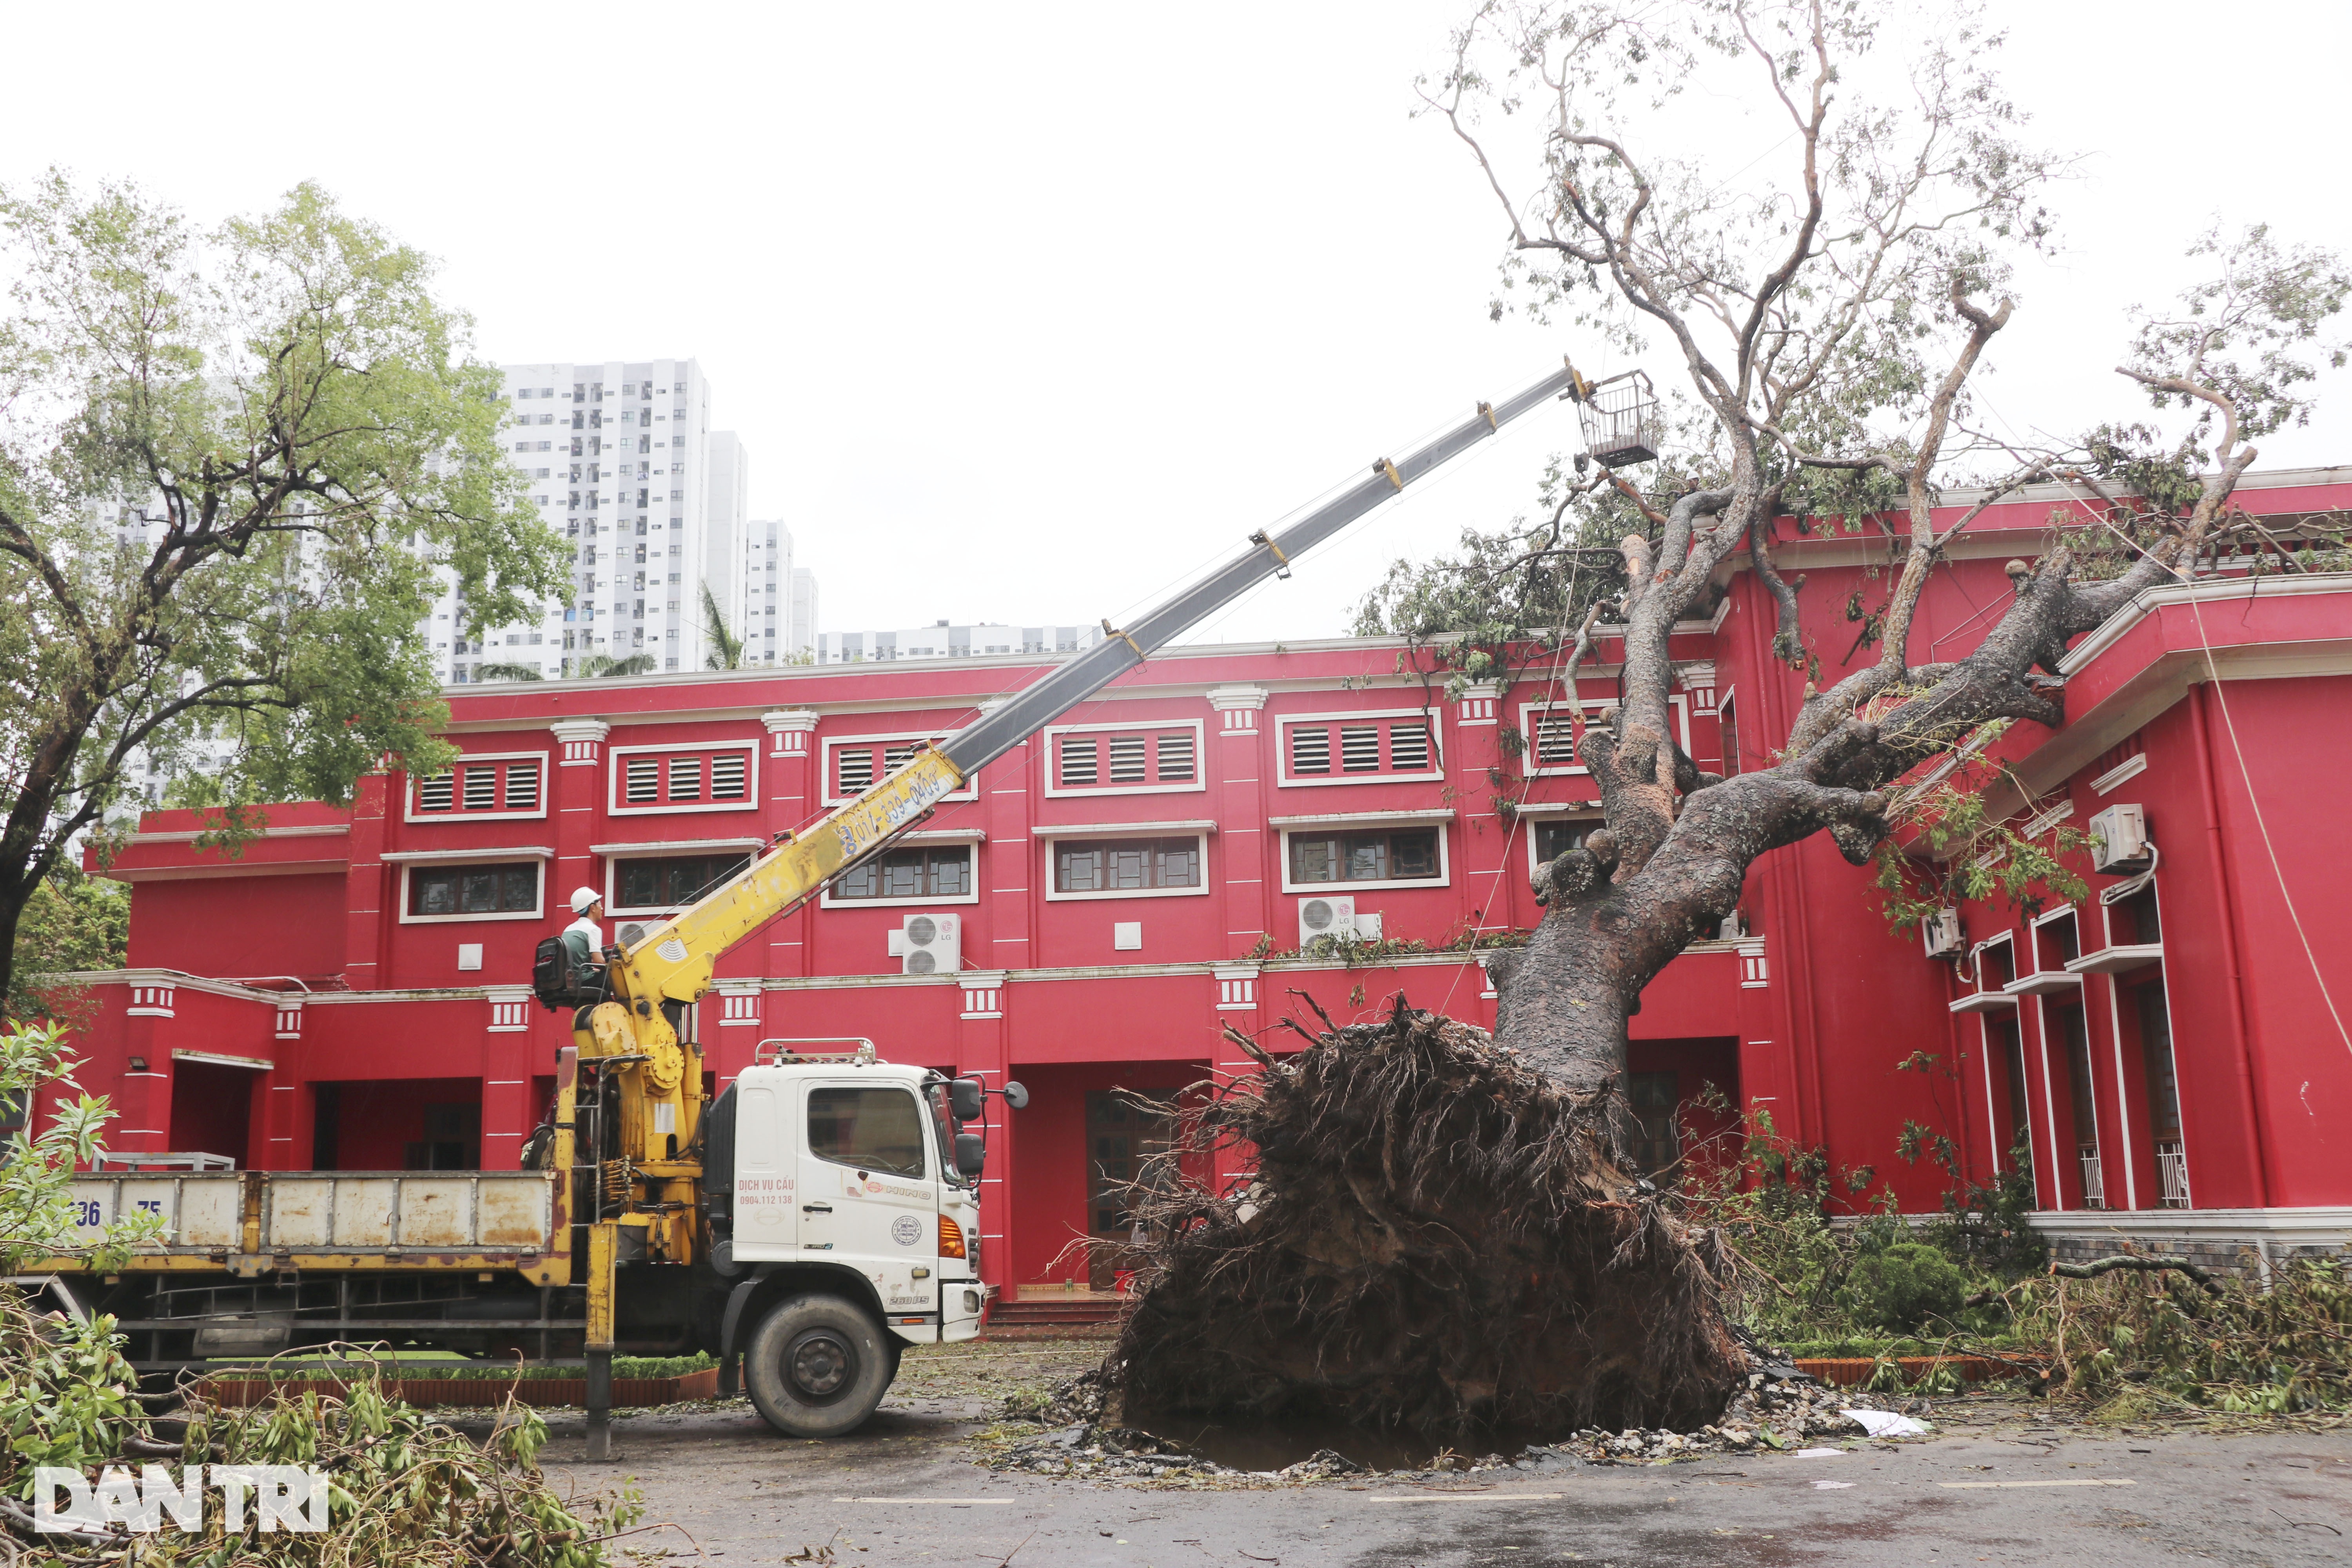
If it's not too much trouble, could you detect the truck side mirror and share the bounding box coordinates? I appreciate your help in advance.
[1003,1081,1029,1111]
[949,1078,984,1123]
[954,1131,987,1179]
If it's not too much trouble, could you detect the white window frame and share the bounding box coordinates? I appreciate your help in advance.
[1273,708,1445,789]
[607,739,761,816]
[1038,821,1214,902]
[404,750,551,823]
[818,830,985,910]
[1040,718,1209,799]
[1274,811,1453,895]
[390,848,552,925]
[1970,930,2017,993]
[1518,804,1606,876]
[819,730,980,806]
[2029,901,2084,978]
[1518,697,1690,778]
[599,836,769,918]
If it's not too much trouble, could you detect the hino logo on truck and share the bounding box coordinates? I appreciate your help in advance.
[891,1214,922,1246]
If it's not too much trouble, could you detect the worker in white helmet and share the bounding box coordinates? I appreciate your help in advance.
[561,886,608,976]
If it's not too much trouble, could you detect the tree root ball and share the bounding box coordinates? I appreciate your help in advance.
[1102,998,1748,1439]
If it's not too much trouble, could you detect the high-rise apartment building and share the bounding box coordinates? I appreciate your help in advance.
[738,519,816,664]
[815,620,1100,664]
[436,359,818,681]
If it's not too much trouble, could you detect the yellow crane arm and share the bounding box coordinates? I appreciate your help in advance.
[612,748,969,1011]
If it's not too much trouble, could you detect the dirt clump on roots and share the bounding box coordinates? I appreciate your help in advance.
[1101,997,1748,1441]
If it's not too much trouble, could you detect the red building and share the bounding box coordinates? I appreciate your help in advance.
[60,467,2352,1287]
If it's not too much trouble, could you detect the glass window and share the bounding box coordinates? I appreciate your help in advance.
[1534,820,1598,863]
[1053,837,1201,894]
[407,861,540,916]
[834,844,973,901]
[806,1086,926,1178]
[616,853,751,910]
[1286,828,1443,886]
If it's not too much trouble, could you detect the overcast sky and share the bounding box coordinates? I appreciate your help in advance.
[11,2,2348,646]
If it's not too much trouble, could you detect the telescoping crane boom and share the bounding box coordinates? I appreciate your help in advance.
[579,360,1581,1183]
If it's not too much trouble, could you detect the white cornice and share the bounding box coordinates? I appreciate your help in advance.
[589,837,767,857]
[379,846,555,863]
[124,823,350,844]
[1266,808,1457,828]
[2058,570,2352,675]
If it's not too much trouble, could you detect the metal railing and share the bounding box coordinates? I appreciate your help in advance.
[2078,1145,2106,1209]
[2156,1141,2191,1208]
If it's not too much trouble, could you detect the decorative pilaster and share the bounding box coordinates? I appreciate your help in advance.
[959,971,1007,1020]
[550,717,611,767]
[760,708,817,757]
[1207,684,1269,735]
[1455,680,1501,726]
[1675,661,1718,715]
[716,981,764,1027]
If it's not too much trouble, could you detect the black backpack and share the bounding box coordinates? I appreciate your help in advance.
[532,936,575,1012]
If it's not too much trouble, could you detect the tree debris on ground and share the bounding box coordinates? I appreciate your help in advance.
[0,1289,642,1564]
[1097,1000,1747,1441]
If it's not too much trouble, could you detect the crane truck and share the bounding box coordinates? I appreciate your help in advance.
[40,361,1579,1456]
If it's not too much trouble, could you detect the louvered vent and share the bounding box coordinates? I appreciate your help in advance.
[668,757,702,800]
[1157,732,1195,781]
[625,758,661,802]
[1109,735,1148,783]
[1532,713,1580,766]
[1389,723,1432,771]
[1060,737,1099,786]
[711,752,748,800]
[1290,728,1331,775]
[417,773,455,812]
[884,743,918,774]
[836,748,875,793]
[504,762,541,811]
[462,767,498,810]
[1340,726,1381,772]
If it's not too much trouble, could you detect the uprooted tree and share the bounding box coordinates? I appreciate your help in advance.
[1105,0,2348,1437]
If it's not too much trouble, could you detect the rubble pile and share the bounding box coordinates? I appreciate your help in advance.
[986,1356,1918,1486]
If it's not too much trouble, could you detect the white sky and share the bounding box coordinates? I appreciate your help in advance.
[9,1,2348,645]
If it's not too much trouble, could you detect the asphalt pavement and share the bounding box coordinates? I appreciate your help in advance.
[529,1383,2352,1567]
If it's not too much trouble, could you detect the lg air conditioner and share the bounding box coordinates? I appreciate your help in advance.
[1296,897,1378,947]
[2087,803,2152,875]
[887,913,962,975]
[1922,907,1964,959]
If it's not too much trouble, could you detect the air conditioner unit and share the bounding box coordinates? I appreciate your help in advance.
[2087,803,2152,874]
[614,920,655,949]
[887,913,962,975]
[1297,897,1378,947]
[1922,907,1964,959]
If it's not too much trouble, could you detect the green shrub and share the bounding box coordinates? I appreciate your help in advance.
[1838,1241,1967,1333]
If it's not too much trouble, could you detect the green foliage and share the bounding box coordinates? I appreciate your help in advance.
[2009,1257,2352,1414]
[0,1020,162,1273]
[569,652,657,678]
[1838,1241,1968,1334]
[1872,756,2092,936]
[473,661,546,682]
[0,1289,642,1559]
[702,583,744,670]
[2123,224,2352,444]
[0,171,567,996]
[4,865,128,1022]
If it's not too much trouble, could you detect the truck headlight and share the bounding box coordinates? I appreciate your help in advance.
[963,1289,982,1315]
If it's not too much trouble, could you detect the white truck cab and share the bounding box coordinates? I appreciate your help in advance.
[709,1042,1017,1437]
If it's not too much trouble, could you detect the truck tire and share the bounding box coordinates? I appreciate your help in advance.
[744,1294,894,1438]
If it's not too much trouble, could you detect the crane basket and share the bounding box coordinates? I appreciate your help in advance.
[1574,368,1663,468]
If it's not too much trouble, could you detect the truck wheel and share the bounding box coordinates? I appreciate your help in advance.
[744,1294,893,1438]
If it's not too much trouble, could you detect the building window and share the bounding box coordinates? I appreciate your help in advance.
[1052,837,1202,896]
[608,743,758,814]
[405,861,541,918]
[1277,711,1443,786]
[1521,697,1688,777]
[407,753,549,821]
[1626,1072,1682,1174]
[613,853,752,912]
[1044,722,1205,796]
[822,733,976,804]
[832,844,975,903]
[1286,827,1443,887]
[1531,817,1599,866]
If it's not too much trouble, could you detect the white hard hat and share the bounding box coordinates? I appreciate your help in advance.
[570,886,603,914]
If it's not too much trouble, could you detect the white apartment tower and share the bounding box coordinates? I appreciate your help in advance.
[436,358,819,681]
[738,519,817,663]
